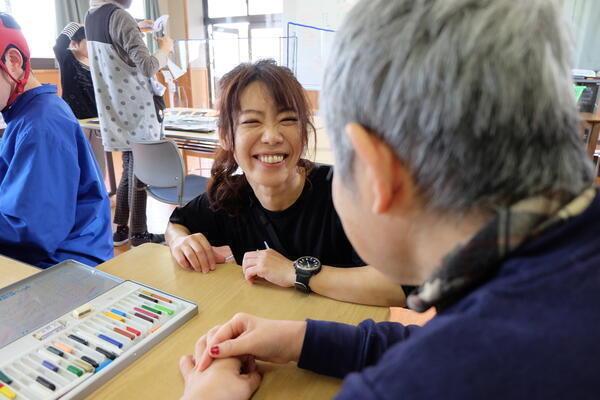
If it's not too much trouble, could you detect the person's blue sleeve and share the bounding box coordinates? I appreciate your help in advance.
[298,318,421,378]
[0,127,79,262]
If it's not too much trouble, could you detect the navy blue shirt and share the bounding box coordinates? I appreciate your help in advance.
[299,191,600,399]
[0,85,112,268]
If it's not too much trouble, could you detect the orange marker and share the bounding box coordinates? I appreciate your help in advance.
[150,325,162,333]
[53,341,73,354]
[140,290,172,303]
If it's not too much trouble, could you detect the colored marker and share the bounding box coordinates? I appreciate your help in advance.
[98,334,123,349]
[95,346,117,361]
[47,346,64,358]
[134,307,158,319]
[150,325,162,333]
[140,290,172,303]
[0,383,16,399]
[0,369,13,384]
[42,360,59,372]
[125,326,141,336]
[96,359,112,373]
[75,331,123,356]
[67,365,83,377]
[81,356,99,368]
[68,334,89,346]
[141,304,162,315]
[133,312,154,323]
[113,327,135,340]
[154,304,174,315]
[104,311,125,322]
[36,375,56,391]
[138,293,158,303]
[53,341,74,354]
[72,359,94,373]
[110,308,127,317]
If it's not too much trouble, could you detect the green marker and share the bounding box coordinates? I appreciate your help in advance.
[0,369,12,384]
[67,365,83,377]
[154,304,174,315]
[141,304,162,315]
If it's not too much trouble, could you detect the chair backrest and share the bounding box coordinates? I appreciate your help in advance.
[131,140,185,189]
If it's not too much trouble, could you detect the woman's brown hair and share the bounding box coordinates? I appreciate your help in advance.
[207,59,316,215]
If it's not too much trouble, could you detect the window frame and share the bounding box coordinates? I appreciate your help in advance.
[201,0,283,105]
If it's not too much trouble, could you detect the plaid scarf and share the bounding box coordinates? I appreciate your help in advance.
[406,187,597,313]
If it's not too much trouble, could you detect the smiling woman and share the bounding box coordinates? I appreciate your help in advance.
[165,59,406,307]
[210,59,315,215]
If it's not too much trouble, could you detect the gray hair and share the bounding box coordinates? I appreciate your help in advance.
[322,0,594,213]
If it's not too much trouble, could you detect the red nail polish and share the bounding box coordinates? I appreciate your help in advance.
[210,346,220,355]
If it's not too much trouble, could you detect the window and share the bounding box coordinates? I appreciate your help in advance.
[207,0,247,18]
[203,0,283,103]
[127,0,146,20]
[1,0,56,58]
[248,0,283,15]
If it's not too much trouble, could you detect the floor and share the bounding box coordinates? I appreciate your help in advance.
[106,152,213,256]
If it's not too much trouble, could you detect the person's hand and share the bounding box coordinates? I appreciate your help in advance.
[195,313,307,372]
[179,326,261,400]
[157,36,174,53]
[241,249,295,286]
[170,232,226,273]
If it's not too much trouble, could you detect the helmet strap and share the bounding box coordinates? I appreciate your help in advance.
[0,58,30,112]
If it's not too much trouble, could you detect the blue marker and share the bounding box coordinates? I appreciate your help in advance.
[98,334,123,349]
[95,359,113,373]
[110,308,127,317]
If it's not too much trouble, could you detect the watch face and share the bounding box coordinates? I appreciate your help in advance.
[296,256,320,272]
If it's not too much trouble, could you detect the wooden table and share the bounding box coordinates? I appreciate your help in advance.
[0,255,39,289]
[0,245,388,399]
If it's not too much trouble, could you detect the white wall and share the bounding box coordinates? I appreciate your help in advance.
[561,0,600,70]
[282,0,358,89]
[283,0,357,30]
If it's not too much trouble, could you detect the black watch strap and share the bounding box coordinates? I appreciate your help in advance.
[294,270,313,293]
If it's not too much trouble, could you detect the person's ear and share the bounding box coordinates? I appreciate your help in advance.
[345,123,415,214]
[70,40,78,50]
[4,47,24,79]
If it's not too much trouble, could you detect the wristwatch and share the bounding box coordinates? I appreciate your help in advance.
[293,256,322,293]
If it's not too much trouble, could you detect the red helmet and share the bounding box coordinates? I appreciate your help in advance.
[0,13,31,110]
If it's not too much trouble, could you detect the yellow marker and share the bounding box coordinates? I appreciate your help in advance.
[104,311,125,322]
[0,384,16,399]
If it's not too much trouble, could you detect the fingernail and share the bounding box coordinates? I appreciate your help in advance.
[210,346,220,355]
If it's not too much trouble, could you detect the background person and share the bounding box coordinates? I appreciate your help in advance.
[53,22,96,119]
[0,13,112,268]
[86,0,174,247]
[54,22,106,176]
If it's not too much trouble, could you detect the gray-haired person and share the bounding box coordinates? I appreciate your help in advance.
[86,0,173,247]
[176,0,600,399]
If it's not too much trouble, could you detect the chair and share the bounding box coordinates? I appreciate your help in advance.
[131,140,208,206]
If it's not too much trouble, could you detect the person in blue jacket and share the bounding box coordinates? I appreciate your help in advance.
[175,0,600,399]
[0,13,112,269]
